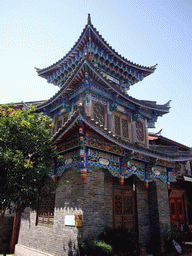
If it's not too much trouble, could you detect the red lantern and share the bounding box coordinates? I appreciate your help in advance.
[145,180,149,188]
[81,169,87,180]
[52,175,57,184]
[119,176,124,185]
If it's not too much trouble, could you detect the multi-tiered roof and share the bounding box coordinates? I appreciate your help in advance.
[34,15,191,163]
[35,14,170,116]
[36,14,157,86]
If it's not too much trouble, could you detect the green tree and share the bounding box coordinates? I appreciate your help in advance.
[0,104,57,216]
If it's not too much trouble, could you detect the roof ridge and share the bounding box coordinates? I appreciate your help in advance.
[36,25,89,75]
[88,23,157,72]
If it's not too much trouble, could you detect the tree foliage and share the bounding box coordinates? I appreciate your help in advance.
[0,104,57,214]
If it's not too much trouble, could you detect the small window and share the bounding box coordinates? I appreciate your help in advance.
[54,112,69,133]
[122,118,129,138]
[135,120,144,142]
[115,116,121,136]
[113,112,130,140]
[93,102,105,126]
[37,194,55,226]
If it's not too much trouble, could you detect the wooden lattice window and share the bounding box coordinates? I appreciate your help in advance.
[170,203,175,215]
[55,112,69,133]
[115,116,121,136]
[93,102,105,126]
[178,202,183,215]
[124,195,133,215]
[37,194,55,226]
[122,118,129,138]
[135,120,144,142]
[113,112,130,139]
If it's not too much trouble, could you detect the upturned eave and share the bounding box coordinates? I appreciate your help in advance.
[35,14,157,78]
[36,58,170,115]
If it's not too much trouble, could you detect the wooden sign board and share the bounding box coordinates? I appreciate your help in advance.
[75,214,82,227]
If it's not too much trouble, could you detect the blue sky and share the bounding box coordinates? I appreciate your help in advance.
[0,0,192,147]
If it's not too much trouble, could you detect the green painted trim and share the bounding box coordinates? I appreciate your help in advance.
[57,146,79,155]
[87,145,123,157]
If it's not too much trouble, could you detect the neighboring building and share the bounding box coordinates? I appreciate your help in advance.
[149,130,192,228]
[14,15,192,256]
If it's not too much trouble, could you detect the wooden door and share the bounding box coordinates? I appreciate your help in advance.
[113,185,136,230]
[169,197,185,226]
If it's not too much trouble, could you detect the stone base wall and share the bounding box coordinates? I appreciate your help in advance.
[17,169,83,256]
[17,168,113,256]
[136,179,150,247]
[16,169,171,255]
[83,170,105,238]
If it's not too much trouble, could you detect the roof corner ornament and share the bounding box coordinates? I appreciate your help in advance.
[34,67,40,72]
[87,13,91,24]
[164,100,171,108]
[155,129,163,136]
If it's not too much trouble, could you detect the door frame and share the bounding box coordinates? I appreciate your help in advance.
[112,182,137,230]
[169,190,186,227]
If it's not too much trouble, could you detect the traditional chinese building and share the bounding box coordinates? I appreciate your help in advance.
[15,15,192,256]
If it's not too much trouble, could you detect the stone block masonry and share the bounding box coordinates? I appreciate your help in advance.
[16,168,113,256]
[136,179,151,247]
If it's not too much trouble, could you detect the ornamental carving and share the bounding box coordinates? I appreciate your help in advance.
[87,138,124,155]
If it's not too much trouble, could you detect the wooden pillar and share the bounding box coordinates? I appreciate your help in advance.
[145,119,149,148]
[9,211,21,254]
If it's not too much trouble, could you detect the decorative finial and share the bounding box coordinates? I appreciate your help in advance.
[87,13,91,24]
[155,129,163,136]
[164,100,171,108]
